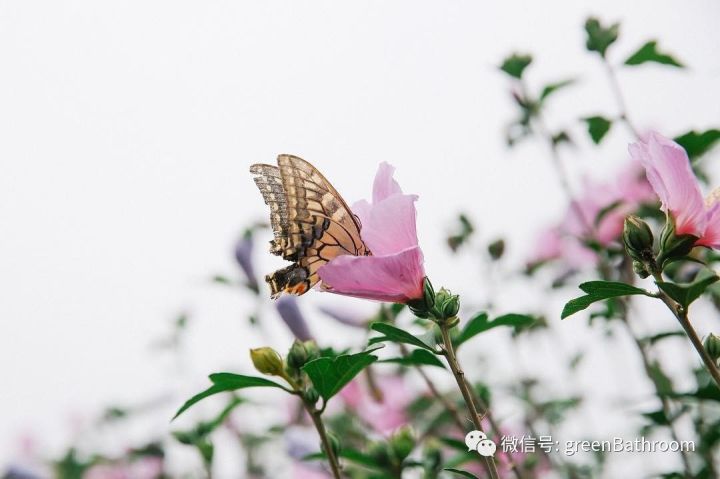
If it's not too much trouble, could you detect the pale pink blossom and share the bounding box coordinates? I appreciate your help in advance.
[630,131,720,248]
[529,159,654,270]
[84,457,163,479]
[340,375,412,435]
[319,163,425,303]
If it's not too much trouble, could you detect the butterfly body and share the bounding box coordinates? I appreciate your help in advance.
[250,155,370,298]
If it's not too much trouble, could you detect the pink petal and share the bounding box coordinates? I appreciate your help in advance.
[699,196,720,248]
[318,246,425,303]
[529,227,563,263]
[356,194,419,256]
[629,132,706,236]
[372,162,403,203]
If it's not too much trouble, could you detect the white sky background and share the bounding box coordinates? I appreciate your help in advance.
[1,1,720,477]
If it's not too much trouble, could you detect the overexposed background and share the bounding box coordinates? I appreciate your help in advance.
[1,1,720,477]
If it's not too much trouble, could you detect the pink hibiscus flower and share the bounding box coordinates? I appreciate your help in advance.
[340,375,413,435]
[319,163,426,303]
[529,160,654,270]
[630,131,720,248]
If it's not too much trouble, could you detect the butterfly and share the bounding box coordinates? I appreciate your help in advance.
[250,155,370,298]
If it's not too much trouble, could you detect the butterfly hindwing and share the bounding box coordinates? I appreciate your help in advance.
[250,155,370,298]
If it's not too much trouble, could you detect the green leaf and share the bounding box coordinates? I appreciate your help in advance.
[444,468,480,479]
[640,330,685,345]
[369,322,436,352]
[625,41,683,68]
[539,79,575,101]
[672,383,720,402]
[378,349,446,369]
[648,363,674,396]
[173,374,286,420]
[500,53,532,79]
[551,131,572,147]
[642,409,669,426]
[302,347,382,402]
[562,281,651,319]
[583,116,612,144]
[656,271,719,310]
[674,129,720,160]
[584,17,619,57]
[456,313,535,347]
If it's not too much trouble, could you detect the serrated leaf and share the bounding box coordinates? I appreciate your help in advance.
[674,129,720,160]
[500,53,532,79]
[540,79,575,101]
[656,270,719,309]
[444,468,480,479]
[173,374,286,419]
[585,17,619,57]
[369,323,436,352]
[378,349,446,369]
[583,116,612,144]
[625,41,683,68]
[562,281,651,319]
[456,313,535,347]
[301,347,382,402]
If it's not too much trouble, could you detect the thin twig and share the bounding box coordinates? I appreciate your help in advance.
[602,60,640,138]
[399,343,466,431]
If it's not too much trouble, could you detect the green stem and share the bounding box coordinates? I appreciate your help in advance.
[439,322,500,479]
[305,400,342,479]
[650,272,720,389]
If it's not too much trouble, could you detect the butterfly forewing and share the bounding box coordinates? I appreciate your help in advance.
[250,155,370,298]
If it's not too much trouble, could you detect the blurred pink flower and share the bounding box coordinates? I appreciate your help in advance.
[85,457,163,479]
[630,131,720,248]
[529,159,655,270]
[319,163,425,303]
[529,227,597,269]
[340,374,412,435]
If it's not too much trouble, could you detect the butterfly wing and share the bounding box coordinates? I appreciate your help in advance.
[250,155,370,298]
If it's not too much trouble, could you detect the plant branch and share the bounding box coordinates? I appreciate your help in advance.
[398,344,466,431]
[619,316,693,476]
[601,60,640,138]
[304,400,342,479]
[650,272,720,389]
[439,322,501,479]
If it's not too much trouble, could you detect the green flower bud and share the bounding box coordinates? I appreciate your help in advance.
[389,426,416,463]
[623,215,654,263]
[432,287,460,324]
[704,333,720,363]
[303,386,320,405]
[657,218,698,268]
[408,277,436,318]
[249,347,285,376]
[286,339,320,372]
[367,441,392,468]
